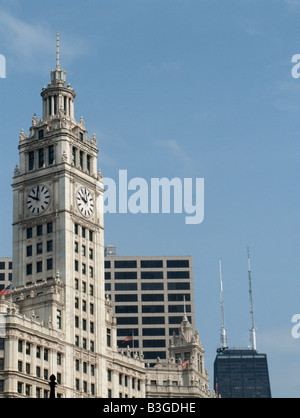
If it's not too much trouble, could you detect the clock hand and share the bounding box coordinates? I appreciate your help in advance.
[36,186,40,201]
[80,191,87,204]
[28,194,39,201]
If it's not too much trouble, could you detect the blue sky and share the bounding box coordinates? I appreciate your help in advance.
[0,0,300,398]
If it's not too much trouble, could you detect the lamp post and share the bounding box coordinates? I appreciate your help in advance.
[49,374,57,399]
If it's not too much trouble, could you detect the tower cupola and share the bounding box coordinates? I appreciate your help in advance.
[41,32,76,120]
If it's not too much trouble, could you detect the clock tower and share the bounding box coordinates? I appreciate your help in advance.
[11,33,107,396]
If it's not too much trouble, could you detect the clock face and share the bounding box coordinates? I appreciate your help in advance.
[76,187,94,218]
[27,185,50,215]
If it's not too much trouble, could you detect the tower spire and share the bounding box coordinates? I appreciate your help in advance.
[248,248,257,351]
[219,260,228,349]
[56,32,60,70]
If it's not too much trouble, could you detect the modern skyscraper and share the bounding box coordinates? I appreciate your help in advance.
[104,246,195,364]
[214,349,272,398]
[213,256,272,398]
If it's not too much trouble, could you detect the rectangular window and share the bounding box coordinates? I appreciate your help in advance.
[38,130,44,141]
[72,147,77,166]
[140,260,163,268]
[141,271,163,279]
[89,285,94,296]
[142,317,165,325]
[57,310,62,329]
[82,263,86,275]
[142,294,164,302]
[29,151,34,171]
[57,353,62,366]
[167,259,189,268]
[168,304,191,313]
[47,241,53,252]
[82,300,86,312]
[26,264,32,276]
[36,346,41,358]
[142,328,165,336]
[87,155,91,173]
[141,282,164,291]
[38,148,45,168]
[48,145,54,165]
[75,260,79,272]
[115,306,138,314]
[47,259,53,271]
[114,260,137,269]
[107,329,111,347]
[168,293,191,302]
[115,283,137,291]
[142,305,164,313]
[27,228,33,239]
[80,132,84,142]
[74,224,78,235]
[167,271,190,279]
[36,243,43,255]
[89,266,93,278]
[23,385,30,397]
[26,343,31,355]
[89,230,93,241]
[168,282,190,290]
[79,151,84,169]
[36,261,42,273]
[115,294,138,302]
[47,222,53,234]
[37,225,43,236]
[89,248,93,260]
[27,246,32,257]
[17,382,23,395]
[82,245,86,257]
[115,272,137,280]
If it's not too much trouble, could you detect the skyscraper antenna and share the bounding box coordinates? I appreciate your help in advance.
[219,260,228,349]
[56,32,60,70]
[248,248,257,351]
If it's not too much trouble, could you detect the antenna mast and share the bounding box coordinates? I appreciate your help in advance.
[56,32,60,70]
[219,260,228,349]
[248,249,257,351]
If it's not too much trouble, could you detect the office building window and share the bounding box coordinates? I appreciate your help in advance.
[38,148,45,168]
[140,260,163,268]
[26,264,32,276]
[36,261,42,273]
[47,259,53,271]
[47,222,53,234]
[115,272,137,280]
[28,152,34,171]
[37,243,43,255]
[48,145,54,165]
[114,260,137,269]
[167,260,189,268]
[167,271,190,279]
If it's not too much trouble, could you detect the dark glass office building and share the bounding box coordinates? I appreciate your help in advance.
[214,349,272,398]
